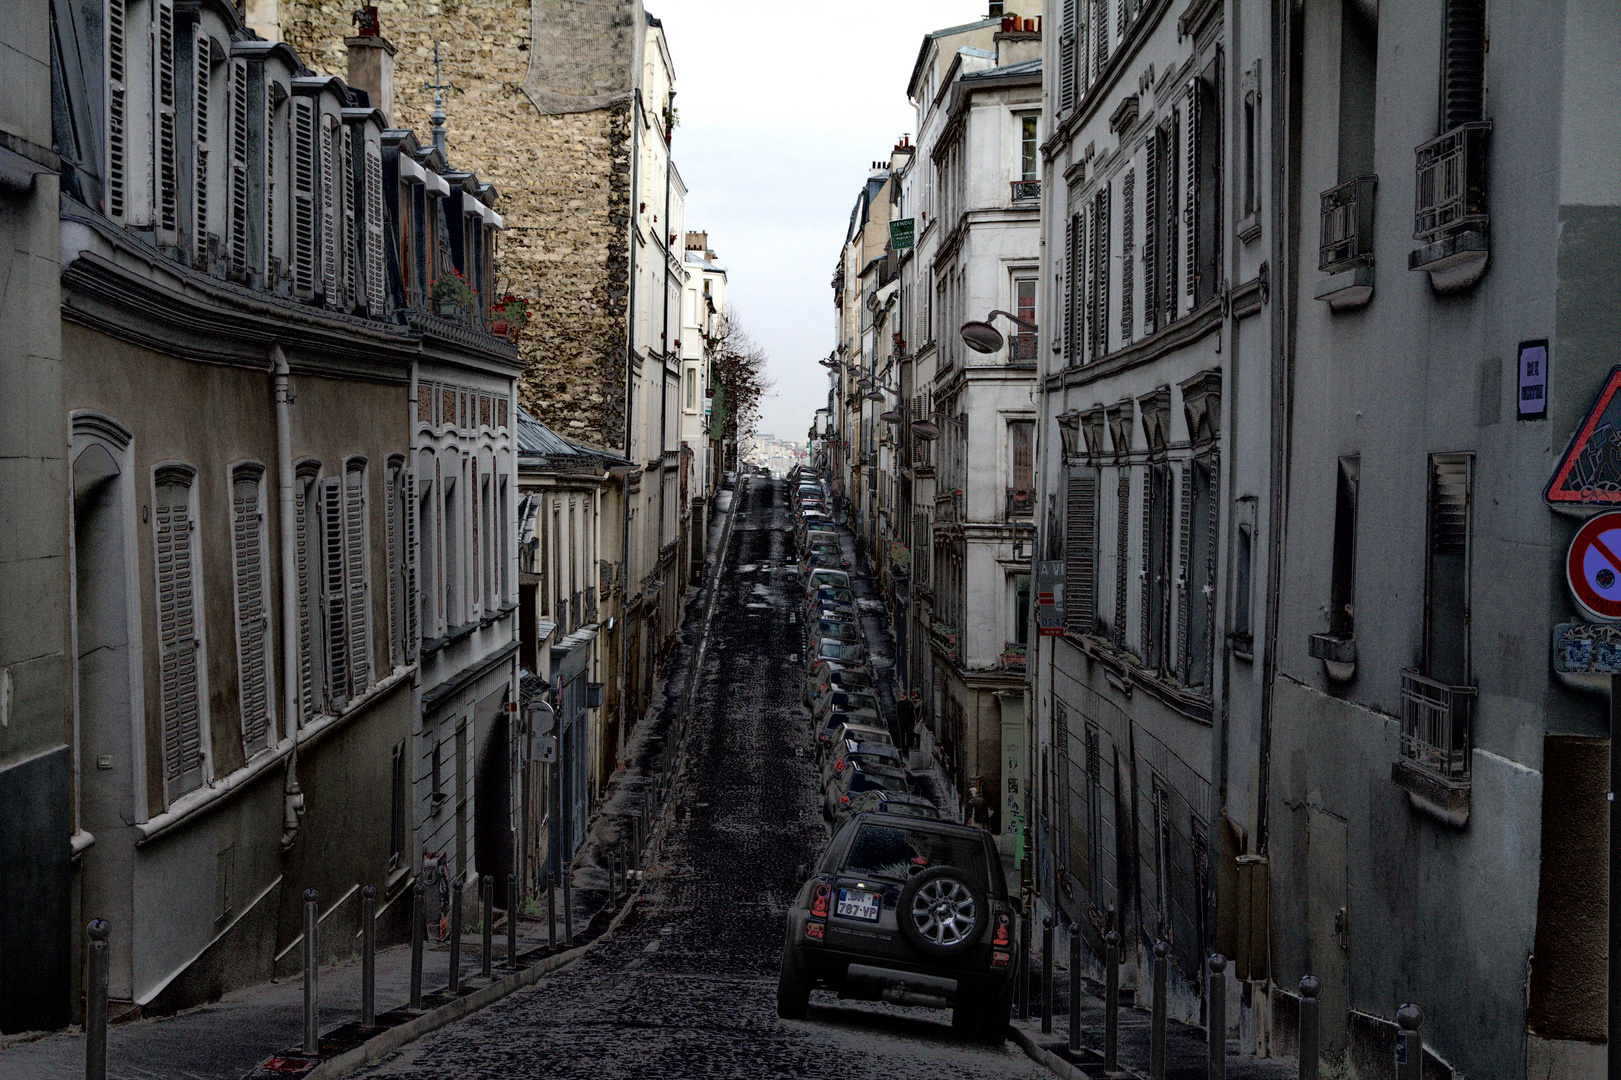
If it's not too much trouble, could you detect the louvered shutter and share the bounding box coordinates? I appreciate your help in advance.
[156,475,204,800]
[1092,186,1110,359]
[193,28,211,267]
[345,466,370,694]
[320,119,338,304]
[1094,0,1109,71]
[386,466,401,667]
[1442,0,1486,130]
[154,0,178,243]
[1163,116,1179,321]
[1143,136,1158,333]
[341,129,357,309]
[320,478,349,710]
[1140,468,1153,658]
[233,471,271,755]
[1083,203,1097,362]
[404,470,419,662]
[1184,82,1198,304]
[291,97,316,298]
[1176,464,1192,679]
[1203,457,1219,683]
[1117,0,1126,35]
[364,142,386,315]
[1114,471,1130,649]
[1059,0,1078,114]
[294,476,317,724]
[106,0,128,222]
[1064,213,1081,364]
[1064,472,1097,636]
[228,59,249,275]
[1121,170,1135,345]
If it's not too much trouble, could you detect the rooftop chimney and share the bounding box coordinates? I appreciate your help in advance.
[685,230,709,252]
[989,1,1004,16]
[345,5,396,125]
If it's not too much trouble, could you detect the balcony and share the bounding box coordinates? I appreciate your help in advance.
[1007,333,1038,367]
[929,619,959,661]
[1005,487,1035,518]
[1315,176,1376,311]
[1391,668,1475,825]
[1408,122,1491,292]
[1000,643,1027,673]
[1010,179,1040,203]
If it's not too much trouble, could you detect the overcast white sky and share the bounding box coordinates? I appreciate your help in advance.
[655,1,989,444]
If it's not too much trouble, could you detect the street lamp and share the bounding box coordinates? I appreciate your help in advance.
[909,410,963,441]
[960,309,1039,354]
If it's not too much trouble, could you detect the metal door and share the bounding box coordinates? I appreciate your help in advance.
[1307,807,1349,1054]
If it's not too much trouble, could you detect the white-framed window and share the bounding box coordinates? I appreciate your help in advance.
[685,366,696,412]
[1019,113,1039,181]
[153,462,209,802]
[229,462,273,757]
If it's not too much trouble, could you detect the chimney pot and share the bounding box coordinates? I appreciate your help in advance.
[345,28,397,126]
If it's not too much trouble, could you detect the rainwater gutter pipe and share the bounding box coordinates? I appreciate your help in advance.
[273,344,299,744]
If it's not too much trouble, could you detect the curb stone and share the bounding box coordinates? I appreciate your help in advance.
[1008,1023,1147,1080]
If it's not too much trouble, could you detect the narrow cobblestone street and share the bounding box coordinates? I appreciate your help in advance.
[350,478,1049,1079]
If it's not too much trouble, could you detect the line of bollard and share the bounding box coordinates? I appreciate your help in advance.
[302,889,319,1057]
[409,879,425,1011]
[361,885,377,1028]
[1017,908,1032,1021]
[546,869,557,950]
[86,920,110,1080]
[447,874,463,994]
[1298,975,1320,1080]
[1395,1003,1424,1080]
[1040,916,1054,1035]
[506,873,519,971]
[1150,941,1168,1080]
[481,875,494,980]
[1068,924,1082,1054]
[1207,954,1227,1080]
[1099,930,1118,1071]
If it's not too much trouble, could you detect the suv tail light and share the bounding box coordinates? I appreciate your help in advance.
[810,883,830,918]
[839,794,850,806]
[993,913,1011,948]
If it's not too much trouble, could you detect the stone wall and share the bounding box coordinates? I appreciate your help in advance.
[280,0,635,449]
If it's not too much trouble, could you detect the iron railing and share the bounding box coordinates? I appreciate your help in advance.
[1318,176,1377,271]
[1006,487,1035,517]
[1011,180,1041,202]
[1008,334,1039,365]
[1397,668,1475,780]
[1413,122,1490,242]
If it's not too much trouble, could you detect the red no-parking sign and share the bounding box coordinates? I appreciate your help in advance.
[1565,511,1621,620]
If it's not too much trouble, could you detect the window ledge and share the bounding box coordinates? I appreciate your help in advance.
[1408,230,1489,293]
[1390,758,1470,827]
[1236,213,1262,245]
[1314,265,1374,311]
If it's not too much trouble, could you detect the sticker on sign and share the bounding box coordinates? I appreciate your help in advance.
[1565,511,1621,620]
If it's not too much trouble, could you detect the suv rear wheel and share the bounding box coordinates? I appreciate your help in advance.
[896,866,987,959]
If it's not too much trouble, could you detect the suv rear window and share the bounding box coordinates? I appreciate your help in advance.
[841,823,989,890]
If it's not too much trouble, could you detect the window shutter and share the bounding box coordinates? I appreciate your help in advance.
[193,28,211,267]
[228,59,249,275]
[321,119,338,304]
[291,97,316,298]
[1143,136,1158,334]
[154,0,178,243]
[386,465,401,667]
[265,86,275,269]
[404,470,419,662]
[364,142,386,316]
[1059,0,1078,114]
[1092,185,1110,359]
[1203,458,1219,681]
[345,466,370,694]
[155,474,204,800]
[1094,0,1109,71]
[106,0,128,223]
[1140,467,1153,657]
[1064,472,1098,636]
[1163,116,1179,321]
[1083,203,1097,361]
[1065,212,1082,364]
[1442,0,1486,130]
[320,478,349,710]
[1117,0,1126,36]
[1115,471,1130,650]
[1176,464,1192,678]
[232,470,271,756]
[294,475,317,724]
[1185,82,1198,304]
[341,128,357,309]
[1121,170,1135,345]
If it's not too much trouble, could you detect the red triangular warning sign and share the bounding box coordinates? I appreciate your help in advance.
[1546,366,1621,505]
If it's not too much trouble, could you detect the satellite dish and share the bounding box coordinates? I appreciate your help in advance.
[911,419,941,440]
[960,320,1005,353]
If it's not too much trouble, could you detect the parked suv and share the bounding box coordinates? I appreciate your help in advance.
[777,814,1016,1042]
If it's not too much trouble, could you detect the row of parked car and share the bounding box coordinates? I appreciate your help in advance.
[778,470,1016,1043]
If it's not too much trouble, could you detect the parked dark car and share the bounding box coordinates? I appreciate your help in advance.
[777,814,1016,1042]
[824,763,915,823]
[843,790,941,821]
[803,661,874,706]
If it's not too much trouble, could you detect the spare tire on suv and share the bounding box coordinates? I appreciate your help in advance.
[896,865,986,959]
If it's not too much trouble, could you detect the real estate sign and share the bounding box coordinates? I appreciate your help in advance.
[888,217,915,250]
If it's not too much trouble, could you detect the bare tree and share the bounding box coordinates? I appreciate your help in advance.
[707,305,772,465]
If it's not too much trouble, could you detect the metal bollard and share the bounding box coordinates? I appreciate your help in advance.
[1150,941,1168,1080]
[1017,909,1032,1021]
[481,875,494,980]
[507,873,519,971]
[302,889,319,1056]
[1104,930,1120,1071]
[361,885,377,1027]
[1041,916,1054,1035]
[1298,975,1321,1080]
[1067,925,1082,1053]
[1395,1003,1424,1080]
[86,920,109,1080]
[546,870,557,950]
[562,857,574,945]
[1208,954,1228,1080]
[409,879,425,1011]
[447,874,463,994]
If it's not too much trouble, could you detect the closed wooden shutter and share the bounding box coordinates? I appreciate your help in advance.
[1065,473,1098,636]
[265,86,275,270]
[386,464,401,668]
[1059,0,1078,114]
[1442,0,1486,130]
[1143,136,1158,334]
[345,464,370,694]
[320,477,349,710]
[364,142,386,315]
[1114,471,1130,649]
[232,468,270,755]
[192,28,211,266]
[1425,453,1472,684]
[1176,464,1192,679]
[321,118,338,304]
[291,97,316,298]
[155,471,204,800]
[1083,202,1097,361]
[1012,423,1034,494]
[228,59,249,275]
[1121,170,1135,345]
[106,0,128,222]
[154,0,178,242]
[1092,185,1111,359]
[1094,0,1109,71]
[1185,82,1198,304]
[1141,467,1154,659]
[341,128,357,309]
[1162,117,1179,321]
[294,473,317,724]
[1065,213,1082,364]
[1201,457,1219,684]
[404,470,419,661]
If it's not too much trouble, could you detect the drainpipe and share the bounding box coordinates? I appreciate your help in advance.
[621,90,641,739]
[658,107,674,607]
[409,357,424,875]
[272,343,305,851]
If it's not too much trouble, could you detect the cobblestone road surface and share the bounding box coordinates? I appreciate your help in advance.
[353,479,1048,1079]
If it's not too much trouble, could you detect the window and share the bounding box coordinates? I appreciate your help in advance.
[230,463,272,757]
[154,464,207,801]
[1243,90,1259,218]
[1143,463,1171,671]
[1012,277,1037,362]
[1010,421,1034,499]
[106,0,130,224]
[363,140,386,315]
[1330,458,1359,639]
[1188,62,1222,308]
[155,0,178,245]
[390,739,408,868]
[1090,184,1111,359]
[344,460,370,694]
[1064,470,1098,636]
[1059,0,1078,113]
[1120,170,1135,344]
[294,465,321,724]
[1065,211,1083,365]
[1179,458,1217,688]
[319,476,350,710]
[290,95,317,298]
[1425,453,1472,685]
[443,473,460,627]
[321,115,339,304]
[227,58,250,277]
[1233,498,1256,646]
[1020,115,1038,181]
[1013,574,1032,647]
[1144,120,1177,333]
[386,458,418,667]
[685,366,696,411]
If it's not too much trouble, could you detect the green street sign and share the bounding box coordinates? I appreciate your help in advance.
[888,218,915,250]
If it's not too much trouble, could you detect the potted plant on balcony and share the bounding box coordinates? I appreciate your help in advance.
[490,293,530,340]
[431,269,476,318]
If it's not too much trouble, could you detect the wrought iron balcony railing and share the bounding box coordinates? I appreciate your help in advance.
[1397,668,1475,781]
[1319,176,1377,272]
[1413,122,1490,243]
[1007,334,1038,366]
[1011,180,1041,202]
[1005,487,1035,517]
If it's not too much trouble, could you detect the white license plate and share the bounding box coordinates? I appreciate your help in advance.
[836,888,880,921]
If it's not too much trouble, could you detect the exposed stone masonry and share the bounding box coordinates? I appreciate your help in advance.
[282,0,635,448]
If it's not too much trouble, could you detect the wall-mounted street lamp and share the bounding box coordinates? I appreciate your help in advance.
[909,410,965,441]
[960,309,1039,354]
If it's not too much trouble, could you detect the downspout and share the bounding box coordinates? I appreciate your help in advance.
[408,357,424,874]
[621,89,641,738]
[272,344,304,850]
[658,106,673,583]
